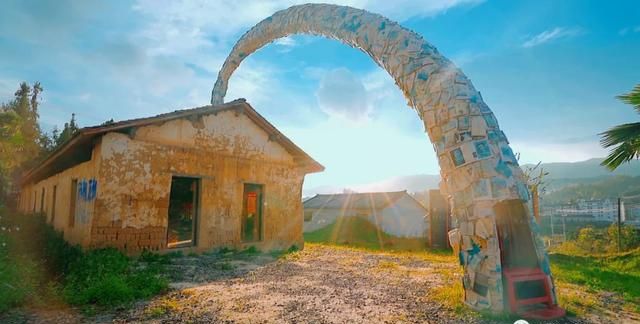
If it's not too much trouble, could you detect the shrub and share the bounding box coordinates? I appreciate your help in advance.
[63,248,168,307]
[0,208,40,312]
[42,224,82,276]
[0,210,169,311]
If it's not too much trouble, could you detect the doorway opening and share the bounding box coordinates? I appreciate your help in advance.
[428,189,451,248]
[242,183,263,242]
[40,187,45,214]
[51,185,57,223]
[494,200,539,269]
[167,176,200,249]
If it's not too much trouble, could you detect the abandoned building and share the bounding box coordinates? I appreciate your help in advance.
[17,99,324,253]
[302,191,428,238]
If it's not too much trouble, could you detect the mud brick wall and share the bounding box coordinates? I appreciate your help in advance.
[91,220,165,253]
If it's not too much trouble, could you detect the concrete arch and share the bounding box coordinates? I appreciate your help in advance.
[212,3,557,312]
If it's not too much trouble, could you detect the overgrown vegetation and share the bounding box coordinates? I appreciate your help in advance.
[0,82,80,205]
[0,208,168,313]
[0,211,39,312]
[63,248,168,308]
[304,216,427,251]
[550,248,640,311]
[552,223,640,254]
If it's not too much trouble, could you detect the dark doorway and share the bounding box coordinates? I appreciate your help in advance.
[40,188,45,214]
[167,176,199,249]
[69,180,77,227]
[429,189,450,248]
[494,199,539,269]
[242,183,263,242]
[51,185,57,223]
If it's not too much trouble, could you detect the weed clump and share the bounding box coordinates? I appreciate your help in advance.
[64,248,168,307]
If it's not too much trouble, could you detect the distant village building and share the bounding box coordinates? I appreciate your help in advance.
[302,191,428,238]
[577,199,616,221]
[550,199,617,222]
[18,99,323,253]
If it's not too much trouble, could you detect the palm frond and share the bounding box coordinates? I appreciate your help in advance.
[617,84,640,115]
[599,122,640,148]
[599,122,640,170]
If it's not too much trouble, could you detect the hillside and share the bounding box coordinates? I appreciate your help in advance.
[303,158,640,201]
[523,158,640,180]
[542,175,640,205]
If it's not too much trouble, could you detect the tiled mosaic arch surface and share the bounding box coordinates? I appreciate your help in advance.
[211,3,556,312]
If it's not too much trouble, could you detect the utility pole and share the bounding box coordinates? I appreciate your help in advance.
[562,213,566,243]
[618,197,622,252]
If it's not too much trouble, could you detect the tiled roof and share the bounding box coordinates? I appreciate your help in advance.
[303,190,425,211]
[22,99,323,184]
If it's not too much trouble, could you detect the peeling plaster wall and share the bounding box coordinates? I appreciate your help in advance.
[92,110,306,253]
[18,143,102,247]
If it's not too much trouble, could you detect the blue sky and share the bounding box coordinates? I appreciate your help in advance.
[1,0,639,195]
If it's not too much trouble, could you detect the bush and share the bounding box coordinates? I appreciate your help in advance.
[559,224,640,255]
[0,208,41,312]
[1,208,169,311]
[63,248,168,307]
[42,224,82,277]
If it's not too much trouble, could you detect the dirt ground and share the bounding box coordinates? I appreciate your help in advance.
[3,243,636,323]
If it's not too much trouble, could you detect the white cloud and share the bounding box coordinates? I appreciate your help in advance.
[316,68,370,122]
[124,0,484,115]
[511,139,607,164]
[131,0,483,61]
[522,27,583,48]
[356,0,483,21]
[273,36,297,51]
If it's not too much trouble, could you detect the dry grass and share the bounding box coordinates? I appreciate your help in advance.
[143,297,181,318]
[430,267,469,315]
[555,282,600,317]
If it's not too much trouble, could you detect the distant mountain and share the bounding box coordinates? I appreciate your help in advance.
[303,158,640,197]
[303,174,440,197]
[542,175,640,205]
[522,158,640,180]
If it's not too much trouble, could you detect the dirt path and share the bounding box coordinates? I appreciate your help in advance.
[116,244,467,323]
[4,244,634,323]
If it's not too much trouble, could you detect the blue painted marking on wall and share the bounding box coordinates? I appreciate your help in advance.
[77,178,98,202]
[88,179,97,200]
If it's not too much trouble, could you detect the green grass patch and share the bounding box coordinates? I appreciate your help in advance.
[0,208,169,312]
[63,248,169,308]
[304,216,427,251]
[0,248,39,312]
[0,208,44,312]
[550,248,640,308]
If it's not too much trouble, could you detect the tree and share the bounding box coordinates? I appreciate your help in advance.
[0,82,46,204]
[523,161,549,223]
[55,113,79,147]
[606,223,640,252]
[576,226,604,253]
[600,85,640,170]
